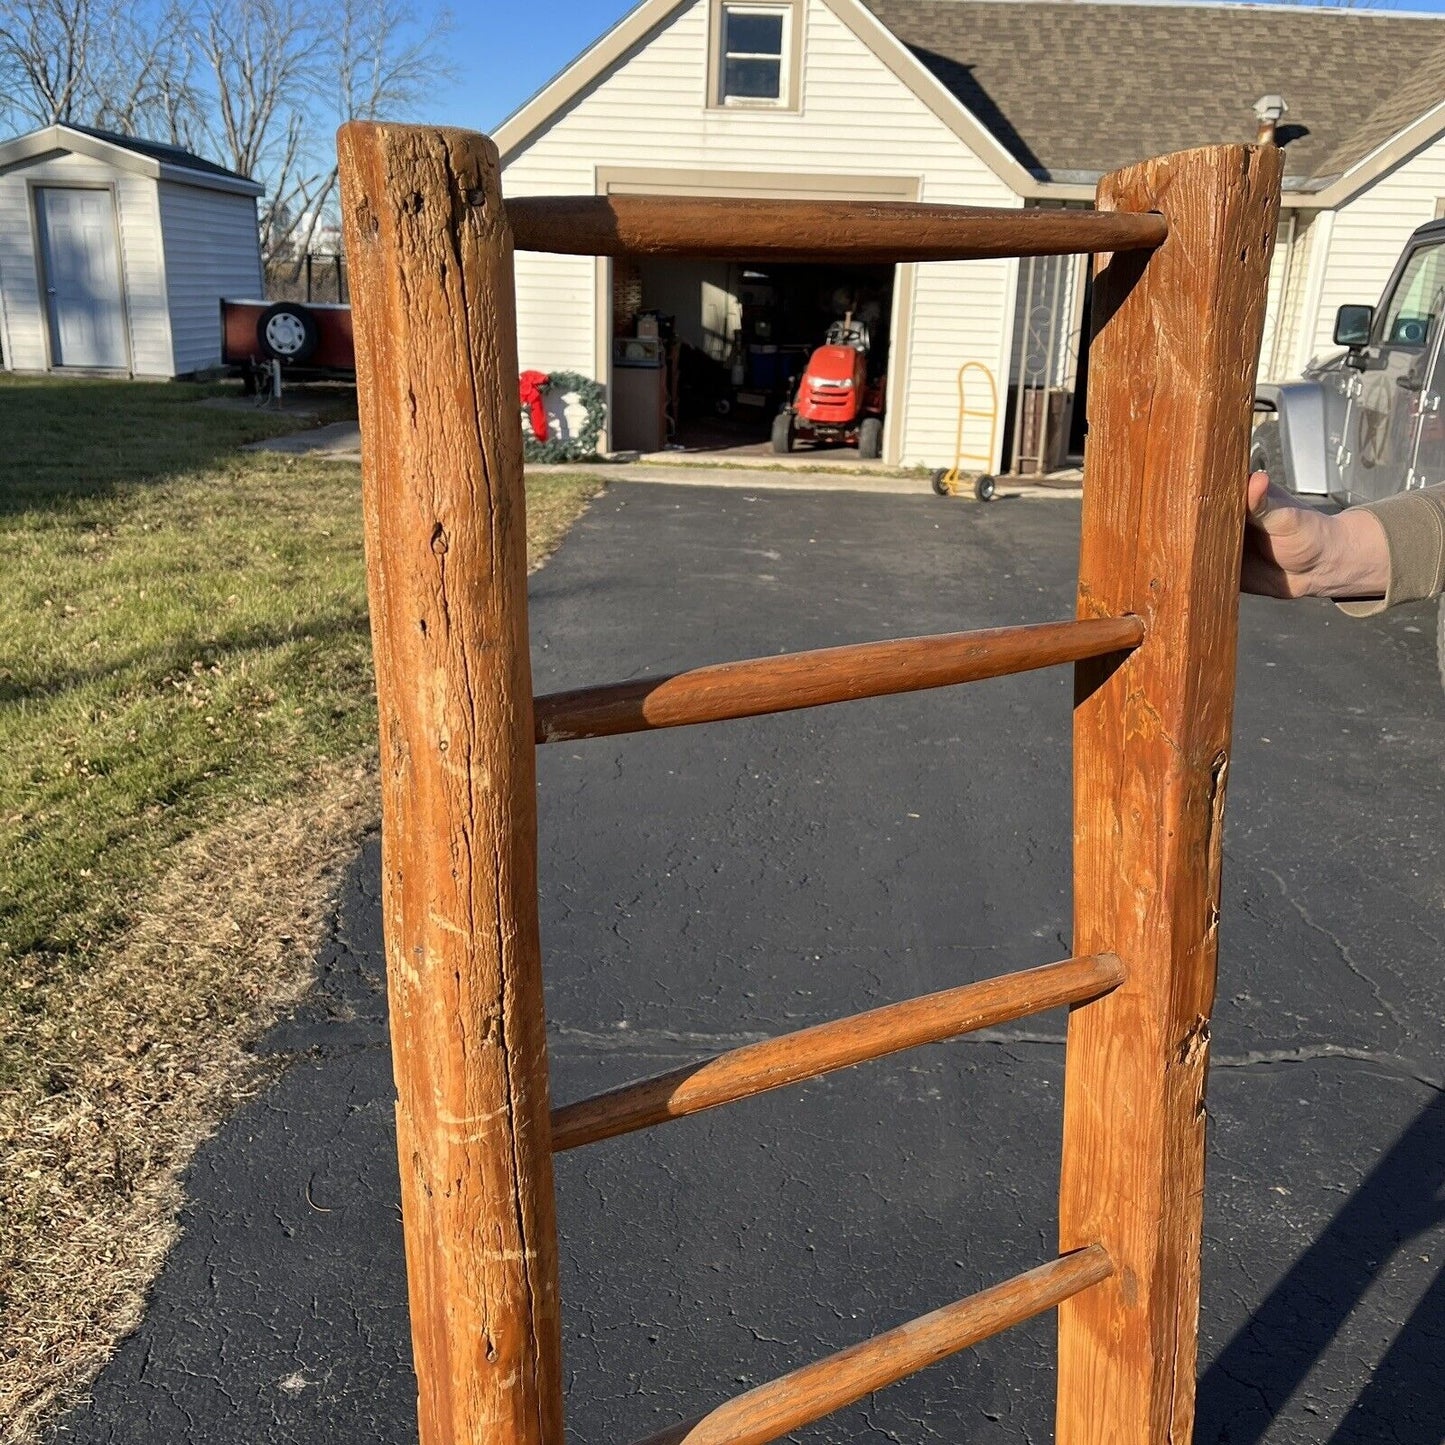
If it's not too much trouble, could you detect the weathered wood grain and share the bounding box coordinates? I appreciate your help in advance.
[552,953,1123,1152]
[633,1247,1114,1445]
[507,194,1168,263]
[534,616,1145,743]
[337,122,564,1445]
[1056,144,1283,1445]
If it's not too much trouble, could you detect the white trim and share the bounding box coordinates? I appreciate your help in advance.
[492,0,1445,208]
[993,253,1021,473]
[822,0,1037,196]
[495,0,690,165]
[494,0,1039,195]
[1294,209,1334,375]
[1309,101,1445,210]
[716,2,793,107]
[0,125,262,196]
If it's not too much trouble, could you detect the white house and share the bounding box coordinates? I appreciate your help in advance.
[497,0,1445,472]
[0,124,263,379]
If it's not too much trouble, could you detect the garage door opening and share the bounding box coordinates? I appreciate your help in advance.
[610,256,896,460]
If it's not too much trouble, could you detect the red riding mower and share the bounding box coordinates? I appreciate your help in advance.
[772,316,886,459]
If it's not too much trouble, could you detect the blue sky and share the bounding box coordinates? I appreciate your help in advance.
[439,0,1445,136]
[443,0,639,131]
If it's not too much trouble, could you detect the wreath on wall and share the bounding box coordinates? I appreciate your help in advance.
[519,370,607,463]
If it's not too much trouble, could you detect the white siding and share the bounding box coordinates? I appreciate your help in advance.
[0,150,173,375]
[1255,216,1292,383]
[1308,133,1445,359]
[502,0,1020,467]
[1267,211,1315,380]
[157,182,263,374]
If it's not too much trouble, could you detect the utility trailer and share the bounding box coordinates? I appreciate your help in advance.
[219,297,355,389]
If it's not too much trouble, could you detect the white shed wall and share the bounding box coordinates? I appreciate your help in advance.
[0,150,172,375]
[1308,133,1445,360]
[502,0,1021,467]
[157,181,263,373]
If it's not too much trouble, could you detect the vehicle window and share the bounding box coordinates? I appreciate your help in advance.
[1380,241,1445,346]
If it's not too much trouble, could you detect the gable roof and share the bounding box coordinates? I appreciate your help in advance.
[494,0,1445,206]
[862,0,1445,192]
[0,123,263,196]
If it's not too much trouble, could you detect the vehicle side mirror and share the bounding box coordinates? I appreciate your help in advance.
[1334,304,1374,348]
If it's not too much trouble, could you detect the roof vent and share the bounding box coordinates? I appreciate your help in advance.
[1254,94,1288,146]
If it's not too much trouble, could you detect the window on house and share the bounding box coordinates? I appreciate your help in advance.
[719,4,790,104]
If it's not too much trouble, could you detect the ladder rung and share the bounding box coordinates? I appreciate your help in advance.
[534,616,1144,744]
[551,953,1123,1152]
[506,195,1168,263]
[629,1246,1113,1445]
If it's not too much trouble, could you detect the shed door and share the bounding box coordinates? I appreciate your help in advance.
[36,187,128,370]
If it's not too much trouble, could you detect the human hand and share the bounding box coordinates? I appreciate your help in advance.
[1241,472,1389,600]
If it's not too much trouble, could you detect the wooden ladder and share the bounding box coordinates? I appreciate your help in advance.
[335,122,1282,1445]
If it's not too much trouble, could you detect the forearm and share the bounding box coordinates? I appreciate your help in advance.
[1335,484,1445,617]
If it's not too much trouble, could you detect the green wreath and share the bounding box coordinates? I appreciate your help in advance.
[522,370,607,463]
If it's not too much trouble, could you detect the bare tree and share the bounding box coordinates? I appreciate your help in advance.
[280,0,454,258]
[95,0,205,146]
[0,0,204,140]
[0,0,452,264]
[0,0,106,127]
[197,0,451,265]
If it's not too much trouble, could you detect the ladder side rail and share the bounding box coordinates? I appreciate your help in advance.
[1057,143,1283,1445]
[338,121,566,1445]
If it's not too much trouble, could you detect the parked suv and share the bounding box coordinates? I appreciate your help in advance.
[1253,218,1445,680]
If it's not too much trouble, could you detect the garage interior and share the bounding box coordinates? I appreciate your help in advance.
[609,256,895,457]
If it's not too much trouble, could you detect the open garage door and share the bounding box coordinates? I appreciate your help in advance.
[612,256,895,459]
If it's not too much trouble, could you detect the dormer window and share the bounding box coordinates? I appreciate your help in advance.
[709,0,801,110]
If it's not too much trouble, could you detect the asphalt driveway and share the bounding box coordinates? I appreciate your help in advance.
[53,483,1445,1445]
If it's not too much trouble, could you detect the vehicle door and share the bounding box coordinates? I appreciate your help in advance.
[1404,270,1445,489]
[1338,238,1445,503]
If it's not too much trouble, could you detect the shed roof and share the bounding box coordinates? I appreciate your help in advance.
[62,125,257,184]
[0,123,263,196]
[861,0,1445,189]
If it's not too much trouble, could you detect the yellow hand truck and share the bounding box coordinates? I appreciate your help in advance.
[931,360,1000,501]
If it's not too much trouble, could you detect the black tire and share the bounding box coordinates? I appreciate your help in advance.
[931,468,952,497]
[974,474,997,502]
[771,410,795,454]
[1250,417,1287,490]
[857,415,883,460]
[256,302,319,364]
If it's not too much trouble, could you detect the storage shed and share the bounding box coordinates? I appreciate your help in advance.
[0,124,263,378]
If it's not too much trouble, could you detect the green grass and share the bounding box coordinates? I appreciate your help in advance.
[0,375,596,1056]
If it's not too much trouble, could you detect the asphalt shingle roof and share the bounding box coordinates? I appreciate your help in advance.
[63,123,255,184]
[861,0,1445,187]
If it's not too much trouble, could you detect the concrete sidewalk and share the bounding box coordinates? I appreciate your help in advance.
[243,422,1082,498]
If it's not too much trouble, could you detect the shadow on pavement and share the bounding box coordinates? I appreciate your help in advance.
[1198,1091,1445,1444]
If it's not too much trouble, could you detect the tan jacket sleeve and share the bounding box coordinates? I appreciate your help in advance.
[1336,484,1445,617]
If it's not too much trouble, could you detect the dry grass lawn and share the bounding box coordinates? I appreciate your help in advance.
[0,375,599,1442]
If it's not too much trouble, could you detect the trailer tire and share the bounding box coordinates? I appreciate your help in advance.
[256,302,319,364]
[931,469,952,496]
[974,474,997,502]
[771,410,795,454]
[858,416,883,460]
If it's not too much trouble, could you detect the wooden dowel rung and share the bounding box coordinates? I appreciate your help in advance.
[535,616,1143,744]
[506,195,1167,263]
[631,1245,1113,1445]
[551,953,1122,1153]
